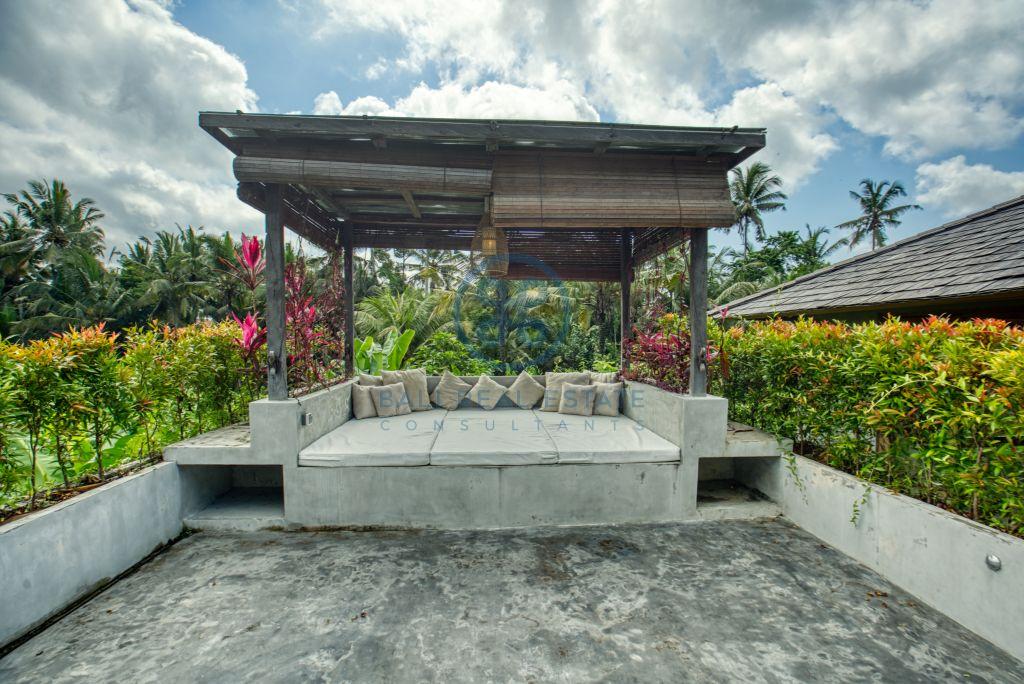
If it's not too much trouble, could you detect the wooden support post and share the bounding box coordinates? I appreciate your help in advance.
[264,184,288,400]
[342,222,355,378]
[688,228,708,396]
[620,228,632,370]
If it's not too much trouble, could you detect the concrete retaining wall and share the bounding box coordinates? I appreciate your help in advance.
[738,455,1024,662]
[0,462,225,648]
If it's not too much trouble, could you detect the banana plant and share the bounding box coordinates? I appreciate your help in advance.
[354,329,415,375]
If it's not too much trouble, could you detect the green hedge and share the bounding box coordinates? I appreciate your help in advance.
[715,316,1024,537]
[0,322,258,510]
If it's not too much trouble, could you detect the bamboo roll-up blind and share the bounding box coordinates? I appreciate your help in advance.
[491,152,734,228]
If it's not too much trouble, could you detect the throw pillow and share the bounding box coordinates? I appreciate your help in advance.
[358,373,382,386]
[590,371,618,383]
[540,371,590,412]
[466,374,505,410]
[505,371,545,409]
[370,382,412,418]
[382,368,431,411]
[558,383,597,416]
[431,370,473,410]
[352,383,377,419]
[593,381,623,417]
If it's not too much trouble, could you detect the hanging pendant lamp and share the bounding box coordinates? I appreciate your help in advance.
[470,195,508,277]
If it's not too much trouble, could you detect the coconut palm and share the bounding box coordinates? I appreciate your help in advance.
[729,162,787,256]
[409,249,469,292]
[12,250,127,336]
[3,179,105,266]
[355,288,448,346]
[836,179,921,251]
[792,224,847,276]
[131,227,215,326]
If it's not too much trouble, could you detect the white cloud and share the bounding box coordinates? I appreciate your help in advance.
[740,0,1024,159]
[915,156,1024,217]
[0,0,261,248]
[311,80,600,121]
[311,0,1024,182]
[713,84,838,190]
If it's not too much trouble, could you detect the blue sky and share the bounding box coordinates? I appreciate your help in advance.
[2,0,1023,257]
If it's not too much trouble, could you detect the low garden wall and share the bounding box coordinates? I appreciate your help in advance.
[0,462,229,649]
[739,455,1024,662]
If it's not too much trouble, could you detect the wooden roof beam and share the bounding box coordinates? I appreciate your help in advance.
[400,190,422,219]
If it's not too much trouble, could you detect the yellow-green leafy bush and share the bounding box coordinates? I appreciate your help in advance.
[0,321,259,511]
[716,316,1024,536]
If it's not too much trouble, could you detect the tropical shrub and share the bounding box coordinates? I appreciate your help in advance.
[622,312,705,393]
[553,325,598,372]
[406,331,496,375]
[354,330,414,375]
[0,321,260,515]
[716,316,1024,537]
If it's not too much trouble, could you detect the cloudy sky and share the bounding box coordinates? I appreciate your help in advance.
[2,0,1023,256]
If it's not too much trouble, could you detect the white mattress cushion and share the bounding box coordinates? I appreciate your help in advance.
[299,409,448,467]
[430,408,558,466]
[533,411,679,464]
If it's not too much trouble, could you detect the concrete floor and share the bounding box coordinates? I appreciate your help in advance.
[2,520,1022,683]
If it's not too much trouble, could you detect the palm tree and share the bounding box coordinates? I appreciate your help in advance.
[729,162,787,256]
[409,249,468,292]
[131,227,214,326]
[12,250,127,336]
[3,179,105,266]
[792,224,847,276]
[836,179,921,251]
[355,289,448,346]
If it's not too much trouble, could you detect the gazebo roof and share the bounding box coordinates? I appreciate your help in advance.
[201,112,764,280]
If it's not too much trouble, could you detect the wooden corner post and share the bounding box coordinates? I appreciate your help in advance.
[342,222,355,377]
[688,228,708,396]
[620,228,632,370]
[264,184,288,400]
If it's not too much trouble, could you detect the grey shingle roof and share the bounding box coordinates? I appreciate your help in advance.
[717,194,1024,318]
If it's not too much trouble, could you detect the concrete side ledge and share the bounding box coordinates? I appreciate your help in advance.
[724,422,792,458]
[739,454,1024,663]
[163,424,251,465]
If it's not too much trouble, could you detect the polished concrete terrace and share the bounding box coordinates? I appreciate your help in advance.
[2,520,1021,682]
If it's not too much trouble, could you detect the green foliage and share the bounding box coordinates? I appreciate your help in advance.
[554,325,598,372]
[0,321,259,513]
[354,329,415,375]
[406,331,496,375]
[716,316,1024,537]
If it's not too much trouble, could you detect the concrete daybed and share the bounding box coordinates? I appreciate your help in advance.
[297,375,680,468]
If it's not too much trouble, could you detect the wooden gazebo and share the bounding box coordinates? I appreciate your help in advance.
[200,113,765,400]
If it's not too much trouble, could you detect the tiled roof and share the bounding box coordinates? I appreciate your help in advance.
[717,194,1024,317]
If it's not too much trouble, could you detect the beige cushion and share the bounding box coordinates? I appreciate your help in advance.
[352,384,377,419]
[358,373,382,386]
[431,370,473,410]
[558,383,596,416]
[382,368,431,411]
[593,381,623,417]
[590,371,618,383]
[466,374,505,410]
[540,371,590,412]
[370,382,412,418]
[505,371,545,409]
